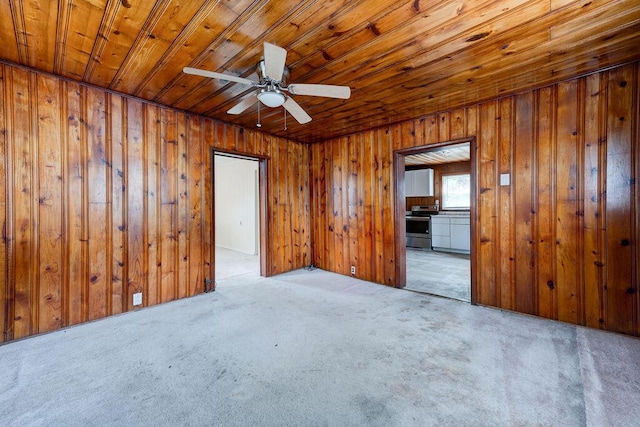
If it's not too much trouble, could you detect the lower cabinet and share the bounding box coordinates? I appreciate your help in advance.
[450,217,471,251]
[431,215,470,253]
[431,217,451,249]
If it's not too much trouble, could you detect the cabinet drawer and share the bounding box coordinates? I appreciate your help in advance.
[450,217,470,225]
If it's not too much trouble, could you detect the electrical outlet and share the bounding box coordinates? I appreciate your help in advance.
[351,265,356,275]
[133,292,143,306]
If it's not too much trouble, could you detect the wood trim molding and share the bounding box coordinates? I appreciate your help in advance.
[393,137,477,301]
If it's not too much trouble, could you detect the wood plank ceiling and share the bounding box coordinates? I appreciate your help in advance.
[1,0,639,143]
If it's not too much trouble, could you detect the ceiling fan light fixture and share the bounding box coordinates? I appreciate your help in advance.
[257,89,286,107]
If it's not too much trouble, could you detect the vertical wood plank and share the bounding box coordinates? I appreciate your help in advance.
[364,131,374,282]
[0,65,8,341]
[284,139,294,272]
[438,112,450,142]
[203,119,213,286]
[291,140,301,270]
[340,136,350,276]
[145,104,160,306]
[109,93,125,315]
[374,129,384,284]
[348,135,359,276]
[317,141,327,269]
[355,133,367,281]
[556,80,581,324]
[514,92,536,315]
[301,143,310,268]
[66,82,84,325]
[381,128,395,285]
[86,86,108,320]
[424,114,438,144]
[583,72,605,329]
[536,86,556,320]
[126,99,144,311]
[332,139,344,274]
[604,65,635,334]
[497,98,515,309]
[451,108,465,139]
[177,113,189,298]
[160,108,177,302]
[36,74,64,333]
[477,101,497,306]
[466,105,478,138]
[188,115,204,295]
[11,67,35,338]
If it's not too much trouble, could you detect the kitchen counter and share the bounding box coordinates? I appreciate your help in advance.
[435,211,470,217]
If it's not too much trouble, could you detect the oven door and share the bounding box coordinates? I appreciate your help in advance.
[406,217,430,236]
[406,217,431,249]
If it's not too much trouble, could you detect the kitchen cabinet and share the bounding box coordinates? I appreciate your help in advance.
[431,214,470,253]
[405,168,434,196]
[450,217,471,251]
[430,216,450,249]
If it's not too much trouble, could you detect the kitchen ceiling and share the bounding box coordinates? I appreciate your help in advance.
[0,0,638,143]
[405,142,470,166]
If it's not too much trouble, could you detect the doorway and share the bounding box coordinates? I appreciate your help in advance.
[213,152,267,286]
[395,139,476,302]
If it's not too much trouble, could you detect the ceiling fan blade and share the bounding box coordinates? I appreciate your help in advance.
[263,42,287,82]
[183,67,256,86]
[288,83,351,99]
[227,96,258,114]
[283,97,312,124]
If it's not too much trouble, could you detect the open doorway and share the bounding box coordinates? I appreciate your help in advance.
[395,139,475,302]
[213,153,264,284]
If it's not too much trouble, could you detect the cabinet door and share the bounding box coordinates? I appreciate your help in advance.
[405,170,415,196]
[450,220,470,251]
[430,217,449,236]
[405,169,434,196]
[432,235,451,248]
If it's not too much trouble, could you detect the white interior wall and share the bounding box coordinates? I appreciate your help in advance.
[214,155,259,255]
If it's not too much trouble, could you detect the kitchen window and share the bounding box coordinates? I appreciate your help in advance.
[442,174,470,209]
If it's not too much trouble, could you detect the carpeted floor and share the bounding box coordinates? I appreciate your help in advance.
[1,268,638,426]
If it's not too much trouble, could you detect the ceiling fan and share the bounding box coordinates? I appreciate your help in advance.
[183,42,351,125]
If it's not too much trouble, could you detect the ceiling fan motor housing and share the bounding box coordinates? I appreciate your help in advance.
[257,59,289,85]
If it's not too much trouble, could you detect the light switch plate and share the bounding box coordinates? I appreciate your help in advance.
[133,292,143,306]
[500,173,510,186]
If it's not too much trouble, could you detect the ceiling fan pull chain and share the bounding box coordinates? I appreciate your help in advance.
[284,107,287,130]
[257,100,262,128]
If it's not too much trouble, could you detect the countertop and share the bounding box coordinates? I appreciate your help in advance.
[434,211,470,217]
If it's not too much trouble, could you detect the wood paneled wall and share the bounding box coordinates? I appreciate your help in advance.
[310,62,640,337]
[0,63,310,342]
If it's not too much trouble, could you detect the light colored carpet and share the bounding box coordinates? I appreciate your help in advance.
[1,268,638,426]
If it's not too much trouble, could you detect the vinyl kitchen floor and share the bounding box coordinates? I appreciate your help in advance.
[405,248,471,302]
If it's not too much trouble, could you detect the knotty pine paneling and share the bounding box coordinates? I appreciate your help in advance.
[310,62,640,337]
[0,63,310,342]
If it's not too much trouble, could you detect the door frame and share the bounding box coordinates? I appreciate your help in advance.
[208,149,269,291]
[393,137,478,304]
